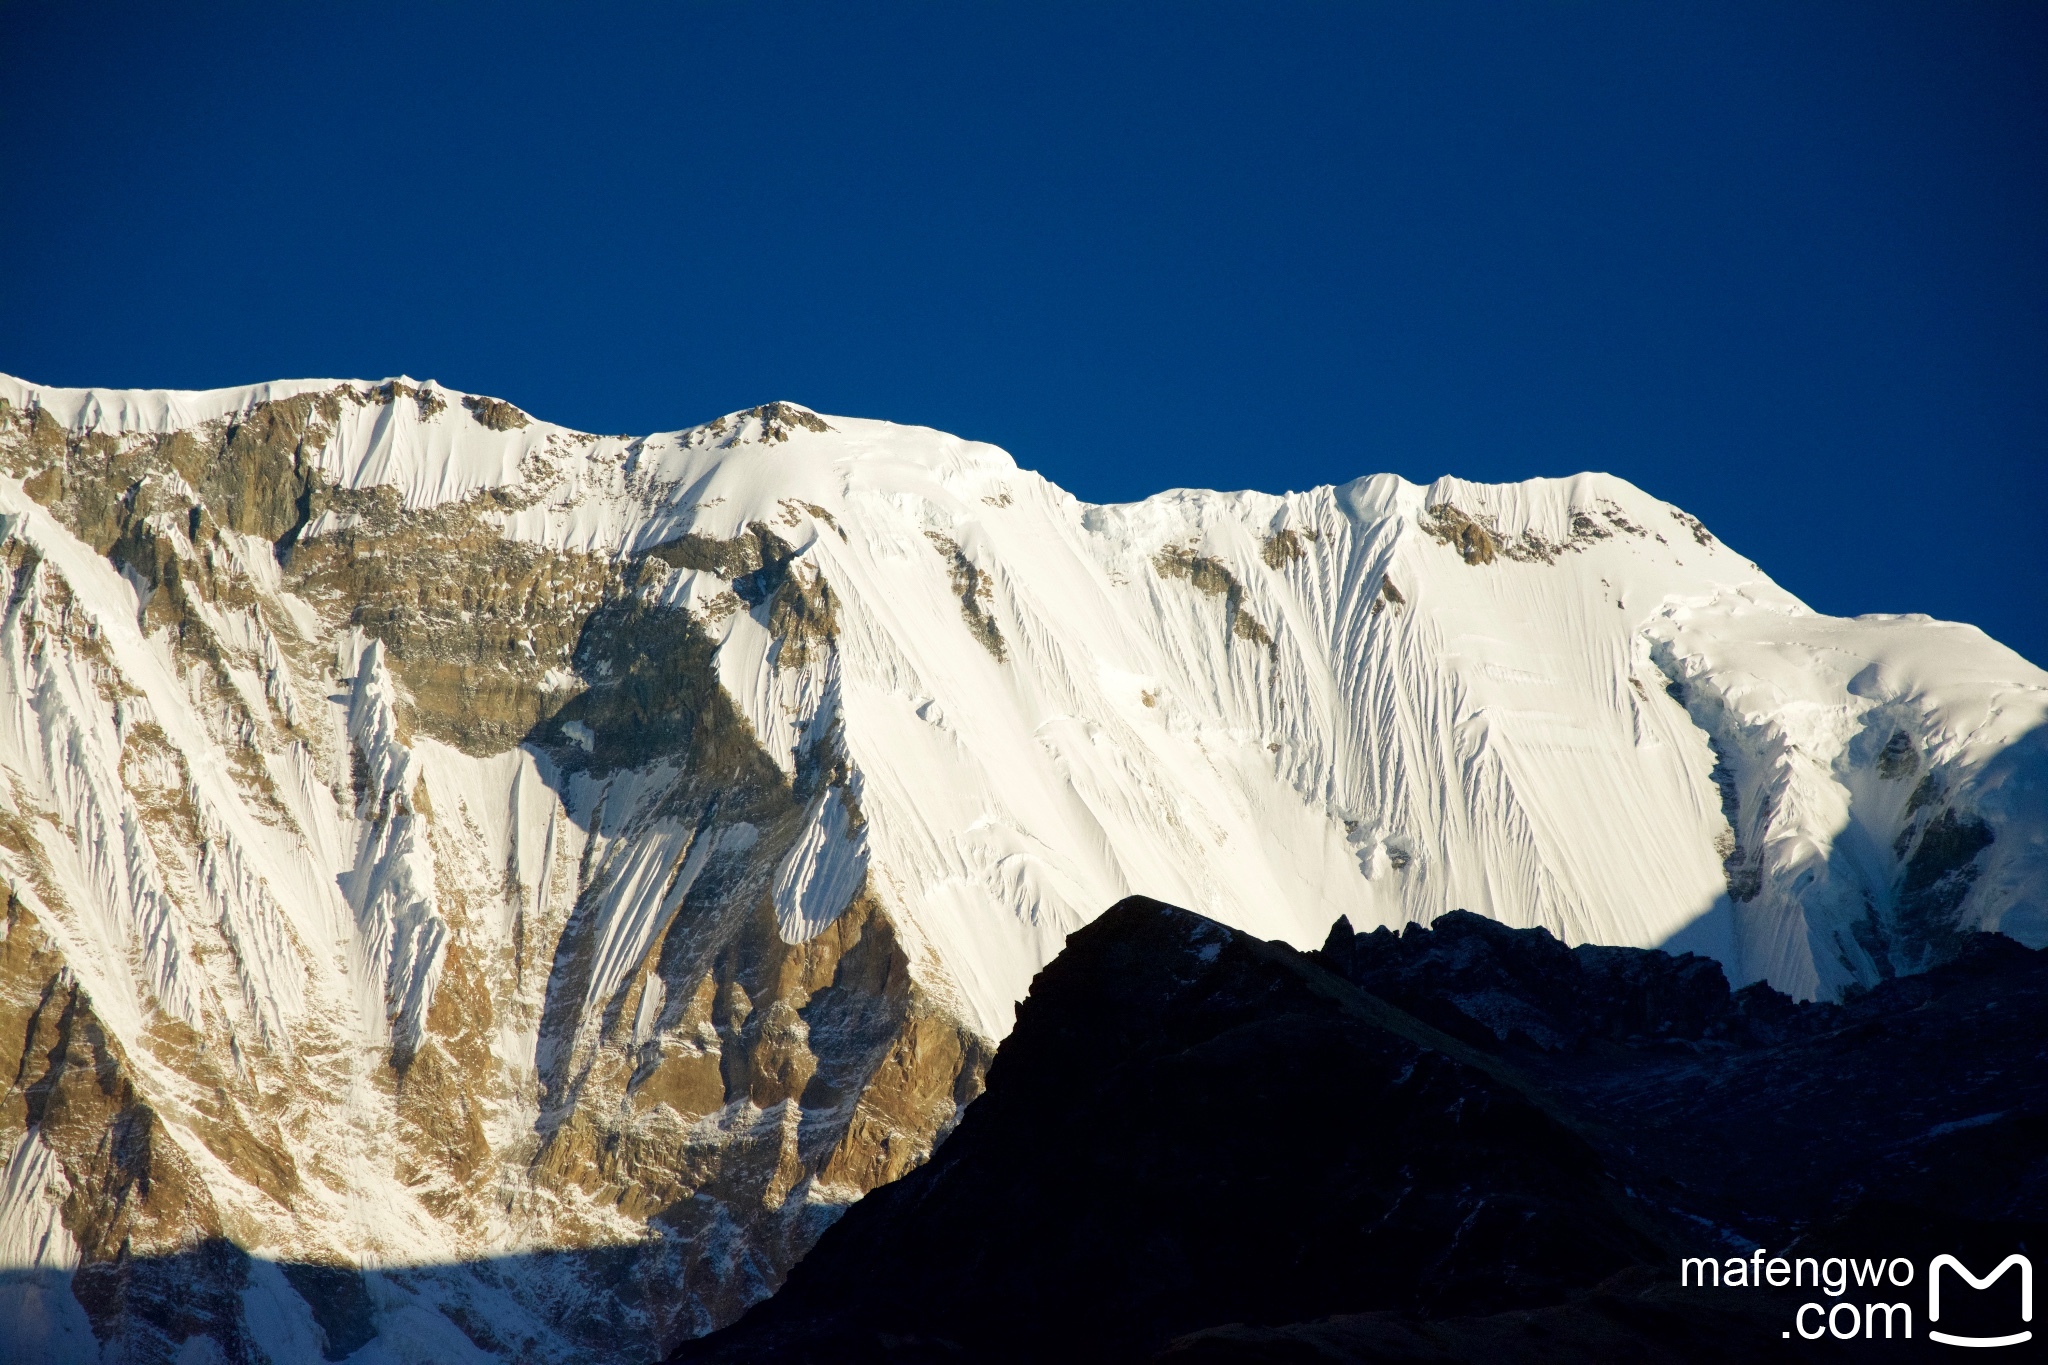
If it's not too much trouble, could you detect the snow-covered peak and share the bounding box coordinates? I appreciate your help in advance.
[0,369,2041,1361]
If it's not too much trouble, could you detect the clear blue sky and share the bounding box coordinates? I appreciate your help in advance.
[3,2,2043,663]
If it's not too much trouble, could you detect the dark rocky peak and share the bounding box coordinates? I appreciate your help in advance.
[670,897,1689,1364]
[671,899,2048,1364]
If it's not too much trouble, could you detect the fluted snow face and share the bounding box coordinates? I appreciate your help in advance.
[417,397,2029,1027]
[0,371,2040,1362]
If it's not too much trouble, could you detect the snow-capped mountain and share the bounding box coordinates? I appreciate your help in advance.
[0,373,2040,1363]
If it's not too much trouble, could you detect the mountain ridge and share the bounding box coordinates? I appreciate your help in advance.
[0,371,2040,1362]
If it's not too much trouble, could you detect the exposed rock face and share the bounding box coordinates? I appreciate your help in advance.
[0,382,988,1362]
[679,901,2047,1364]
[0,371,2040,1362]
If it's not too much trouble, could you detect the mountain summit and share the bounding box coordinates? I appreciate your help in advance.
[0,373,2040,1362]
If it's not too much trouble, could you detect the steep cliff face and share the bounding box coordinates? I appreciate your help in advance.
[0,372,2040,1362]
[0,382,988,1363]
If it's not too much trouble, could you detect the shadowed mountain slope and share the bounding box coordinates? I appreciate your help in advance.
[675,898,2048,1364]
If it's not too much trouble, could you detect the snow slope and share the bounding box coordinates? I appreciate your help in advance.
[0,372,2041,1362]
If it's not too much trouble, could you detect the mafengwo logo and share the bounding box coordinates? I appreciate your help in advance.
[1680,1249,2033,1345]
[1928,1255,2032,1348]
